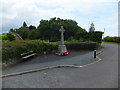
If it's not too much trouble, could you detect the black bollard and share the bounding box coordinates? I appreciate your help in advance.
[94,50,96,58]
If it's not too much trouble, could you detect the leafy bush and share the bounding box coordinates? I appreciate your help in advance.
[104,36,120,43]
[88,31,104,43]
[2,40,98,63]
[1,34,8,40]
[67,31,103,43]
[2,40,58,63]
[6,33,16,41]
[1,33,16,41]
[66,42,98,50]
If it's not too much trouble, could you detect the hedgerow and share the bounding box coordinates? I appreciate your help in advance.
[2,40,58,63]
[2,40,98,63]
[66,42,98,50]
[104,36,120,43]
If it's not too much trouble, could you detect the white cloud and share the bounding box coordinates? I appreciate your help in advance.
[1,0,119,36]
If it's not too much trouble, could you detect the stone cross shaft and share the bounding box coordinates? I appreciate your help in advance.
[58,26,67,53]
[59,26,65,45]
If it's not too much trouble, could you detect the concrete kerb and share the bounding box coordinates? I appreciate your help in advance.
[1,65,80,78]
[1,49,104,78]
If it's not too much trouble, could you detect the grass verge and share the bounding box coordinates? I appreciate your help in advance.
[103,41,120,44]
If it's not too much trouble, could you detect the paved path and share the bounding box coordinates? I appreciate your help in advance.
[3,50,97,75]
[2,43,118,88]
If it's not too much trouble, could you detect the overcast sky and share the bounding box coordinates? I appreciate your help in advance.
[1,0,119,37]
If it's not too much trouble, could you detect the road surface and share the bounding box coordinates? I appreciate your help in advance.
[2,43,118,88]
[3,50,96,75]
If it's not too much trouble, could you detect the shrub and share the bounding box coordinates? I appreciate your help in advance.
[2,40,98,63]
[6,33,16,41]
[2,40,59,63]
[104,36,120,43]
[88,31,103,43]
[1,33,16,41]
[1,34,8,40]
[65,42,98,50]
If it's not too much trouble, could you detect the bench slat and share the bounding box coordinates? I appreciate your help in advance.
[21,51,33,56]
[22,53,36,59]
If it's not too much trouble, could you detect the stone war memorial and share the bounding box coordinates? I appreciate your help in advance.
[58,26,69,56]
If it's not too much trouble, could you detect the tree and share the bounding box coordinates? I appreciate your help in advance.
[16,27,29,39]
[2,34,8,40]
[28,30,37,40]
[89,31,103,43]
[9,28,14,33]
[23,21,27,27]
[6,33,16,41]
[2,33,16,41]
[37,17,82,41]
[74,28,87,40]
[89,22,95,32]
[8,17,103,42]
[104,36,120,43]
[29,25,36,30]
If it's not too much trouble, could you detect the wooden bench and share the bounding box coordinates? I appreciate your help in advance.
[21,51,36,60]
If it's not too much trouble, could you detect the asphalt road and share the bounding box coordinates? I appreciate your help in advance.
[2,43,118,88]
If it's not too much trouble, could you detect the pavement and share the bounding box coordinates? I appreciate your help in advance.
[2,50,97,75]
[2,43,118,88]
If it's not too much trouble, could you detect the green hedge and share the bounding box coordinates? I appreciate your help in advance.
[88,31,104,43]
[66,42,98,50]
[2,40,98,63]
[104,36,120,43]
[1,33,16,41]
[2,40,58,62]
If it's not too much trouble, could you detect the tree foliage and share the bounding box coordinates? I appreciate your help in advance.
[16,27,30,39]
[8,17,103,43]
[104,36,120,43]
[89,31,104,43]
[23,21,27,27]
[2,33,16,41]
[37,17,84,41]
